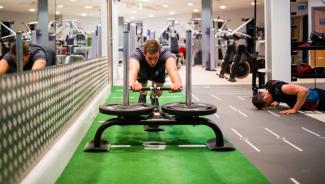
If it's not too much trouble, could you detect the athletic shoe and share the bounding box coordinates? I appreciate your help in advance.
[218,73,225,78]
[138,95,147,104]
[228,78,237,82]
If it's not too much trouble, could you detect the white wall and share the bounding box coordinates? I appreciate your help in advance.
[62,15,100,33]
[214,7,265,32]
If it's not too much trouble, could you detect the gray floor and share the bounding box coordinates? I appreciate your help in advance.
[192,84,325,184]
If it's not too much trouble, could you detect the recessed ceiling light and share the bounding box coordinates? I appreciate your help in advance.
[162,4,168,8]
[148,14,154,17]
[81,13,87,16]
[220,5,226,9]
[29,8,35,12]
[70,0,77,2]
[0,5,4,9]
[187,2,194,6]
[56,11,60,14]
[169,11,175,15]
[57,5,63,8]
[251,2,256,5]
[85,6,93,9]
[193,9,199,12]
[130,16,136,20]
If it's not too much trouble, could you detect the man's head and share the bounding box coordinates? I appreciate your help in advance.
[143,39,160,67]
[10,42,30,66]
[252,90,273,109]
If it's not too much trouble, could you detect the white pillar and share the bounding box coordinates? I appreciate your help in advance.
[101,0,108,56]
[264,0,291,82]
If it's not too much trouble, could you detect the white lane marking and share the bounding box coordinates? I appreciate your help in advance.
[264,128,280,139]
[301,127,320,137]
[237,96,245,101]
[265,128,303,152]
[267,110,280,117]
[244,139,261,152]
[298,110,304,114]
[231,128,243,138]
[111,145,131,148]
[282,139,303,152]
[214,113,220,119]
[178,144,207,148]
[229,105,248,118]
[290,178,300,184]
[315,111,322,114]
[192,94,200,101]
[209,93,221,101]
[231,128,260,152]
[229,105,238,112]
[238,110,248,118]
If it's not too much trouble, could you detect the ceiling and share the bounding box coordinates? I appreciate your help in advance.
[0,0,265,19]
[0,0,309,20]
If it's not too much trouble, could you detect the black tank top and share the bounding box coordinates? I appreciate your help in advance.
[267,81,297,107]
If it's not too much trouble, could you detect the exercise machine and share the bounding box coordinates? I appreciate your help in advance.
[84,30,233,152]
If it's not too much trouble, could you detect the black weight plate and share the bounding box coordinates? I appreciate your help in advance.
[161,102,217,116]
[231,61,250,79]
[99,104,154,116]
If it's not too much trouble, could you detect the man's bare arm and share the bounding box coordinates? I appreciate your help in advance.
[280,84,309,114]
[0,59,9,75]
[165,57,182,91]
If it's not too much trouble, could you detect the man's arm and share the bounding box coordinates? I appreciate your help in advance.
[280,84,309,114]
[165,57,182,91]
[0,58,9,75]
[128,58,142,90]
[32,59,46,70]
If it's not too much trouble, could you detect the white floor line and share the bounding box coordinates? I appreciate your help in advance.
[238,110,248,118]
[111,145,131,148]
[231,128,260,152]
[282,139,303,152]
[214,113,220,119]
[298,111,304,114]
[244,140,261,152]
[209,93,221,101]
[229,105,238,112]
[301,127,320,137]
[237,96,245,101]
[265,128,303,151]
[231,128,243,138]
[264,128,280,139]
[267,110,280,117]
[290,178,300,184]
[178,144,207,148]
[192,94,200,101]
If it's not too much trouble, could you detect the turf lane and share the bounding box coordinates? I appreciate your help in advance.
[56,86,270,184]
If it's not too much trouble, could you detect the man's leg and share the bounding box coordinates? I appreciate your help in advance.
[150,82,164,106]
[229,45,246,82]
[138,81,148,104]
[219,44,235,78]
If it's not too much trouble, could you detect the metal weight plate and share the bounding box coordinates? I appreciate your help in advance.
[161,102,217,116]
[230,60,250,79]
[99,104,154,116]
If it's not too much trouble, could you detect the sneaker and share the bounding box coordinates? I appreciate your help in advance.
[138,95,147,104]
[228,77,237,82]
[150,95,159,106]
[218,73,224,78]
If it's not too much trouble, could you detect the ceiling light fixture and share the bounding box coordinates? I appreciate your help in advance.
[187,3,194,6]
[57,5,63,8]
[29,8,35,12]
[85,6,93,9]
[162,4,168,8]
[169,11,175,15]
[251,2,255,5]
[220,5,226,9]
[193,9,199,12]
[130,16,136,20]
[148,14,154,17]
[0,5,3,9]
[56,11,60,14]
[81,13,87,16]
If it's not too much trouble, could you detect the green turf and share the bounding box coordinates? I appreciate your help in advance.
[56,86,270,184]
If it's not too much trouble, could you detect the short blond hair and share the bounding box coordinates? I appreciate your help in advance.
[143,39,160,54]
